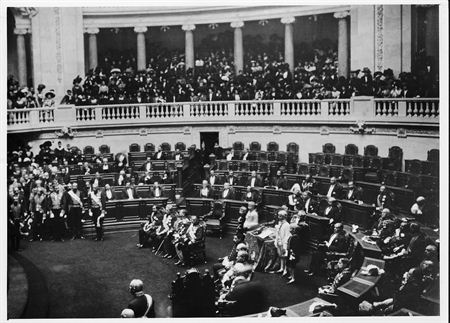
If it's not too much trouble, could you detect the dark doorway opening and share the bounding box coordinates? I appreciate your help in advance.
[200,132,219,164]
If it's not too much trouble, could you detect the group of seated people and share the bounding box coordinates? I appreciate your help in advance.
[136,204,206,267]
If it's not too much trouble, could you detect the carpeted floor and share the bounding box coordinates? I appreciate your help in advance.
[13,231,322,318]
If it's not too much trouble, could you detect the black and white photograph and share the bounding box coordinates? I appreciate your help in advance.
[2,0,448,320]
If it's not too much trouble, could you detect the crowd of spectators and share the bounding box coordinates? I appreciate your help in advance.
[7,76,56,109]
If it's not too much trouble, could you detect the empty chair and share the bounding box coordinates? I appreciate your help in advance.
[84,145,95,155]
[352,155,364,168]
[388,146,403,161]
[381,170,398,186]
[276,152,286,163]
[259,151,267,161]
[345,144,359,155]
[343,155,353,166]
[297,163,309,175]
[318,165,330,177]
[405,159,422,175]
[309,153,316,164]
[331,154,343,166]
[286,142,299,154]
[233,141,244,151]
[341,168,354,182]
[203,201,226,238]
[267,141,279,152]
[308,164,318,176]
[175,142,186,151]
[427,149,439,162]
[314,153,325,165]
[160,142,171,152]
[322,143,336,154]
[129,143,140,152]
[144,143,155,152]
[249,141,261,151]
[249,161,259,171]
[267,152,277,161]
[99,144,110,154]
[364,145,378,157]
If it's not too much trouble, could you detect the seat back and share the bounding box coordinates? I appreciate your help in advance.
[286,142,299,154]
[99,144,110,154]
[364,145,378,157]
[249,141,261,151]
[427,149,439,162]
[267,141,279,152]
[175,142,186,151]
[322,143,336,154]
[405,159,422,175]
[84,145,95,155]
[160,142,171,152]
[388,146,403,161]
[233,141,244,151]
[129,143,140,152]
[345,144,358,155]
[144,143,155,152]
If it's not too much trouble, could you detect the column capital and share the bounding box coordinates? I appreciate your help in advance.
[134,26,148,33]
[84,27,100,35]
[281,16,295,24]
[14,28,30,35]
[182,24,196,31]
[333,10,350,19]
[230,21,244,29]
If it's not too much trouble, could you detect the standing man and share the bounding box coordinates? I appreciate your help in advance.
[128,279,155,318]
[48,184,65,241]
[88,184,105,241]
[64,182,85,239]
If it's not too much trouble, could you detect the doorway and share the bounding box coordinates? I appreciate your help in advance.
[200,132,219,161]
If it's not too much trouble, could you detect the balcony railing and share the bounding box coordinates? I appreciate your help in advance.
[6,97,439,133]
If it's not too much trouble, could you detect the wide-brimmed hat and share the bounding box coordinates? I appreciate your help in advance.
[362,67,371,74]
[111,68,121,73]
[45,89,56,98]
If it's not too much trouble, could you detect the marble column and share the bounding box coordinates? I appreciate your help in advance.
[182,24,196,70]
[14,28,29,86]
[281,17,295,72]
[85,27,99,70]
[334,10,350,77]
[231,21,244,74]
[134,26,148,71]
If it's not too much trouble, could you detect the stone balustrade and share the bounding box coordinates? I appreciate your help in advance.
[6,97,439,133]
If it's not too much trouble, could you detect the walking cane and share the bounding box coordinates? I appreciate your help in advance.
[155,234,166,255]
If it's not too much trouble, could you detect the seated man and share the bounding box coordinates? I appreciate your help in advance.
[207,169,220,186]
[116,170,127,186]
[124,182,136,200]
[225,170,238,186]
[221,250,254,288]
[299,191,318,214]
[305,222,350,276]
[410,196,426,221]
[140,157,152,172]
[241,186,258,203]
[153,145,166,160]
[270,170,288,190]
[241,148,253,161]
[301,174,317,194]
[225,149,236,161]
[212,237,247,280]
[376,185,394,211]
[247,170,263,188]
[323,197,342,225]
[199,180,213,198]
[325,177,343,199]
[90,172,104,188]
[149,182,163,198]
[243,201,259,231]
[175,215,205,266]
[319,257,353,296]
[221,183,235,200]
[344,181,363,204]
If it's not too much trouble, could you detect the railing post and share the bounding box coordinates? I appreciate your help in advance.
[139,104,147,119]
[228,103,235,117]
[320,101,329,116]
[29,109,40,125]
[183,104,190,118]
[273,101,281,116]
[398,101,407,117]
[352,96,374,119]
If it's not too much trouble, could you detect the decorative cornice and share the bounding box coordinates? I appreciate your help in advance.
[280,16,295,24]
[333,10,350,19]
[84,27,100,34]
[230,21,244,29]
[133,26,148,33]
[181,24,196,31]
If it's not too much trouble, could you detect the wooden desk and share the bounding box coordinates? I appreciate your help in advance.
[244,297,334,317]
[105,197,168,219]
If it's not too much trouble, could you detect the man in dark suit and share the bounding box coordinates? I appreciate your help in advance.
[140,157,152,172]
[376,185,394,211]
[153,145,166,160]
[149,182,163,198]
[101,184,116,204]
[241,186,259,203]
[241,148,253,161]
[123,182,137,200]
[299,191,318,214]
[306,222,350,275]
[270,170,288,190]
[221,183,235,200]
[225,149,237,161]
[225,170,238,186]
[127,279,155,318]
[213,143,223,160]
[220,269,268,316]
[344,181,364,203]
[323,197,342,225]
[199,180,213,198]
[301,174,318,194]
[63,182,86,239]
[149,172,162,185]
[90,172,105,188]
[207,169,220,186]
[247,170,263,188]
[140,171,153,185]
[325,177,344,199]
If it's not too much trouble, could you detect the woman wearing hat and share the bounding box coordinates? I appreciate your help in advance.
[43,89,56,107]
